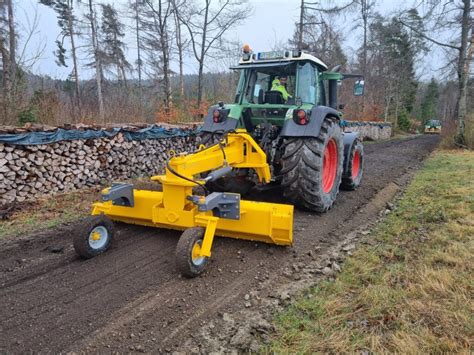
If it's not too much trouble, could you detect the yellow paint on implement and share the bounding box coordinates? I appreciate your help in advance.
[91,231,101,241]
[91,131,293,260]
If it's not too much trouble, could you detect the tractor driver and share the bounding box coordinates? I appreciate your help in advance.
[271,75,292,102]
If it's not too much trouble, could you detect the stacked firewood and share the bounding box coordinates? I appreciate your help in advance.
[0,133,196,204]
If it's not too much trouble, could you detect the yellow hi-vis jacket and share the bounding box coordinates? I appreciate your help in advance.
[271,78,290,101]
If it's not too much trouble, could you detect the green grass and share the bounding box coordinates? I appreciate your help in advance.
[0,188,98,239]
[270,150,474,353]
[0,176,161,240]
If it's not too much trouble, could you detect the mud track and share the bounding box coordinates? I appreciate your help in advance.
[0,135,439,353]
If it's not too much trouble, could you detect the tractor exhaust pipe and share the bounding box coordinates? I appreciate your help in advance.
[328,79,338,109]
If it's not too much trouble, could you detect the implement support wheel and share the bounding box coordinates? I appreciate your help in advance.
[175,227,209,278]
[73,215,114,259]
[341,138,364,190]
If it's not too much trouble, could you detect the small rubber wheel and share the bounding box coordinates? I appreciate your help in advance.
[341,139,364,190]
[175,227,208,278]
[73,215,114,259]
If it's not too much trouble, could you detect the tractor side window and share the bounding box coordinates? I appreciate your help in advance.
[235,70,248,103]
[296,63,317,105]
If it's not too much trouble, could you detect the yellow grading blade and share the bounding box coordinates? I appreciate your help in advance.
[92,189,293,246]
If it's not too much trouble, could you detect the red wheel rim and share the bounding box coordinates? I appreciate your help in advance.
[351,151,361,179]
[322,138,338,193]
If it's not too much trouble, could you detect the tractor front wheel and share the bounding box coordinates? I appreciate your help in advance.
[175,227,208,278]
[73,215,114,259]
[280,117,344,212]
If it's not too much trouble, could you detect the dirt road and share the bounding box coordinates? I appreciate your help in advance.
[0,135,439,353]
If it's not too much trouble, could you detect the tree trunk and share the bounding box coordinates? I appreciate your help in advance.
[7,0,15,91]
[67,0,81,122]
[134,0,143,119]
[384,95,391,123]
[173,2,184,97]
[361,0,368,120]
[158,0,171,112]
[88,0,105,123]
[197,0,209,110]
[298,0,304,50]
[455,0,471,145]
[0,35,12,122]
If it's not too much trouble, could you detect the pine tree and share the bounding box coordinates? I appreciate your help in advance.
[420,78,439,125]
[367,16,419,129]
[39,0,81,121]
[100,4,130,86]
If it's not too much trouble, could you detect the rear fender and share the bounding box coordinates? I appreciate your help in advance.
[342,132,360,175]
[202,105,239,133]
[280,106,340,138]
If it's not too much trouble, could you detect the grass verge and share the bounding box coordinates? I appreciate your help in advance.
[270,150,474,353]
[0,177,162,240]
[0,188,98,239]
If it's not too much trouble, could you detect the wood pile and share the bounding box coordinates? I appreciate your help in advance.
[0,122,199,134]
[0,122,392,205]
[0,133,196,204]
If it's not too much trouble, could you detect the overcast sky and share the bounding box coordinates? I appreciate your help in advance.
[15,0,445,81]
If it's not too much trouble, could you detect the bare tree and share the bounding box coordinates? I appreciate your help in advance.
[0,0,15,122]
[0,6,12,121]
[297,0,376,116]
[178,0,251,109]
[400,0,473,145]
[134,0,143,96]
[171,0,188,98]
[140,0,173,112]
[7,0,15,90]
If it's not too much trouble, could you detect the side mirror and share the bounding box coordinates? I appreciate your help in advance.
[338,104,345,110]
[354,80,365,96]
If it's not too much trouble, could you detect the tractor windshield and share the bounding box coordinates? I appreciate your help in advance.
[234,63,297,104]
[234,61,319,106]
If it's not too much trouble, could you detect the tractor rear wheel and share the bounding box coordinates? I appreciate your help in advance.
[341,138,364,190]
[175,227,208,278]
[280,117,344,212]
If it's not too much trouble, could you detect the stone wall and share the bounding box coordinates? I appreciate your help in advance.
[0,133,196,205]
[343,121,392,141]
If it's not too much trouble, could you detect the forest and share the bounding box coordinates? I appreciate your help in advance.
[0,0,472,147]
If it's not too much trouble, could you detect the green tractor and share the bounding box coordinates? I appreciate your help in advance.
[199,48,365,212]
[424,119,442,134]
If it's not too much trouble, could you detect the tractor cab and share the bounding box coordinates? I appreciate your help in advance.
[202,46,363,134]
[233,50,327,108]
[230,50,329,122]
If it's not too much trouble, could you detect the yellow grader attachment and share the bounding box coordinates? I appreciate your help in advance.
[73,131,293,277]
